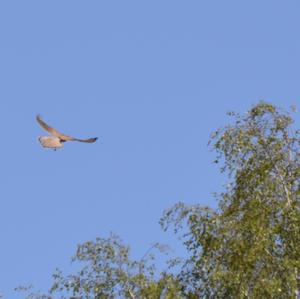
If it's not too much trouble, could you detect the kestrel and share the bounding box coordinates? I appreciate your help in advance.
[37,114,98,150]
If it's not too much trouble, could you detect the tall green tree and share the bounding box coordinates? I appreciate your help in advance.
[161,102,300,298]
[18,102,299,299]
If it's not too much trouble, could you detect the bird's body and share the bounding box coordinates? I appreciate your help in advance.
[38,136,64,149]
[36,115,97,150]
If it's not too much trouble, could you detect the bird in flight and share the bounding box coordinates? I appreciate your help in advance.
[36,114,98,150]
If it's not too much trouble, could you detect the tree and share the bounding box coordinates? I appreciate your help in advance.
[18,102,299,299]
[18,234,183,299]
[161,102,300,298]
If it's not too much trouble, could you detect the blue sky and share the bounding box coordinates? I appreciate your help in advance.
[0,1,299,297]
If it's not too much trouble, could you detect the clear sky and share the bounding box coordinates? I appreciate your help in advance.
[0,1,299,297]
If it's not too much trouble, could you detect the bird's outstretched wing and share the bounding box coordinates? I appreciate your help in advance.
[73,137,98,143]
[36,115,98,143]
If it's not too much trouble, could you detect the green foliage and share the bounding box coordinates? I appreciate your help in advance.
[17,102,299,299]
[161,102,300,298]
[18,234,182,299]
